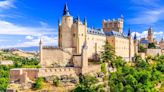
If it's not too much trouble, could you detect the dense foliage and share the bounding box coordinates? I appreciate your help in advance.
[139,44,146,52]
[0,51,39,91]
[33,77,44,90]
[148,43,156,49]
[73,75,105,92]
[109,55,164,92]
[0,65,11,92]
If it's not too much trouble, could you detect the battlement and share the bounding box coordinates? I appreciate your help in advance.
[38,67,80,77]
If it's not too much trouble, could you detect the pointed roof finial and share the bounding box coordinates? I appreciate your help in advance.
[161,37,164,42]
[77,16,80,21]
[63,3,70,16]
[128,28,131,37]
[39,38,42,45]
[134,32,137,40]
[83,17,87,25]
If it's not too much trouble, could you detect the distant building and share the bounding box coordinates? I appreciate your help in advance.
[0,60,13,65]
[159,38,164,49]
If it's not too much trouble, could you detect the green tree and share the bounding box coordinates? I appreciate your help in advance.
[139,44,146,52]
[73,75,103,92]
[101,41,115,90]
[33,77,44,90]
[148,43,156,49]
[53,78,60,87]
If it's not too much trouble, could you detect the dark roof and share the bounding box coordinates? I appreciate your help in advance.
[104,31,127,38]
[63,3,70,16]
[134,33,137,40]
[140,40,149,44]
[128,28,131,37]
[87,28,105,36]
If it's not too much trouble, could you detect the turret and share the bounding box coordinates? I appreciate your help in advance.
[39,38,43,65]
[81,41,88,74]
[83,17,87,26]
[128,28,132,62]
[63,3,70,16]
[134,32,138,55]
[60,3,73,48]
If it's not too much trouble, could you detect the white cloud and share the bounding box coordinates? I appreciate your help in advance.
[0,36,58,48]
[0,0,15,9]
[132,30,164,40]
[0,20,57,36]
[25,35,33,40]
[128,9,164,24]
[131,0,160,6]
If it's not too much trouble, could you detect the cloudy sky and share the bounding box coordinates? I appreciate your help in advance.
[0,0,163,48]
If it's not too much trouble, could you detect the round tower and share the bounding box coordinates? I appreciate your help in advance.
[60,3,73,48]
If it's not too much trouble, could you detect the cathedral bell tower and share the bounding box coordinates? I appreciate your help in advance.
[147,27,153,43]
[59,3,73,48]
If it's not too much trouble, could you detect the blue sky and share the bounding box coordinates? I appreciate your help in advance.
[0,0,163,48]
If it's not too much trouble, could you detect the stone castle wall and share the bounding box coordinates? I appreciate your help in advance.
[9,65,101,84]
[146,49,162,56]
[10,68,38,83]
[38,67,80,77]
[107,36,135,61]
[87,34,106,59]
[41,48,72,67]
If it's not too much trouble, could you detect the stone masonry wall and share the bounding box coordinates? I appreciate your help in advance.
[41,48,72,67]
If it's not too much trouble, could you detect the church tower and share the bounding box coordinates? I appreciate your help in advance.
[59,3,73,48]
[39,39,43,66]
[147,27,153,43]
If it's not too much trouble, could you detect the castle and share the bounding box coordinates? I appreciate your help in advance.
[9,3,138,85]
[40,3,138,68]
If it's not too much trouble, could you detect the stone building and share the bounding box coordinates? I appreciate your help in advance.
[40,3,138,68]
[9,3,138,84]
[159,38,164,49]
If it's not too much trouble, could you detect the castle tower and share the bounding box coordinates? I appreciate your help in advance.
[72,16,87,54]
[128,28,132,62]
[81,41,88,74]
[58,19,62,48]
[59,3,73,48]
[102,16,123,33]
[134,32,138,55]
[147,27,153,43]
[39,39,43,65]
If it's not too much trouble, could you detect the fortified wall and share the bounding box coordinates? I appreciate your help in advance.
[9,65,101,84]
[40,47,73,67]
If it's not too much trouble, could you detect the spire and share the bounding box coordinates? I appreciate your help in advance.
[161,37,164,42]
[83,17,87,25]
[63,3,70,16]
[128,28,131,37]
[77,16,80,21]
[58,19,61,26]
[148,26,153,33]
[39,38,42,45]
[134,32,137,40]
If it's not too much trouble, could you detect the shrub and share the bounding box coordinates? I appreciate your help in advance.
[33,77,44,90]
[53,78,60,87]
